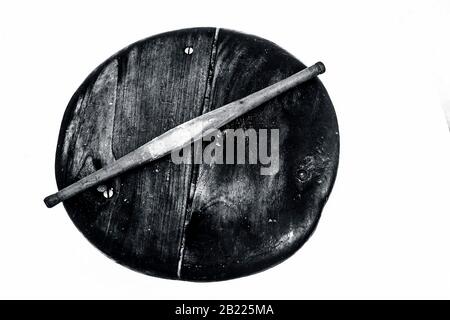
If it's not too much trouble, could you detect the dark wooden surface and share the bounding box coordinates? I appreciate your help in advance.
[55,28,339,281]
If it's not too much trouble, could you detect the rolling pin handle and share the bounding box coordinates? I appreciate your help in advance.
[44,193,61,208]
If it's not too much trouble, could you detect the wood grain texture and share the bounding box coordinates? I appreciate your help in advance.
[55,28,339,281]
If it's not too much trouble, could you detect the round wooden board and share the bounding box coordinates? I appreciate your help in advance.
[55,28,339,281]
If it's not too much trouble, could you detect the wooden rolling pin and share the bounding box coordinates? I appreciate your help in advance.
[44,62,325,208]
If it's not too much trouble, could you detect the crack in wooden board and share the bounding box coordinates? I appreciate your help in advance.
[177,27,221,279]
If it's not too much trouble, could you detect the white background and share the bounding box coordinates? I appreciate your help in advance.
[0,0,449,299]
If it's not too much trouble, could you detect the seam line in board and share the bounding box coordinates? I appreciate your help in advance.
[176,27,220,279]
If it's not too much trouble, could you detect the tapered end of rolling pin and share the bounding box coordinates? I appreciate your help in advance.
[44,193,62,208]
[314,61,326,75]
